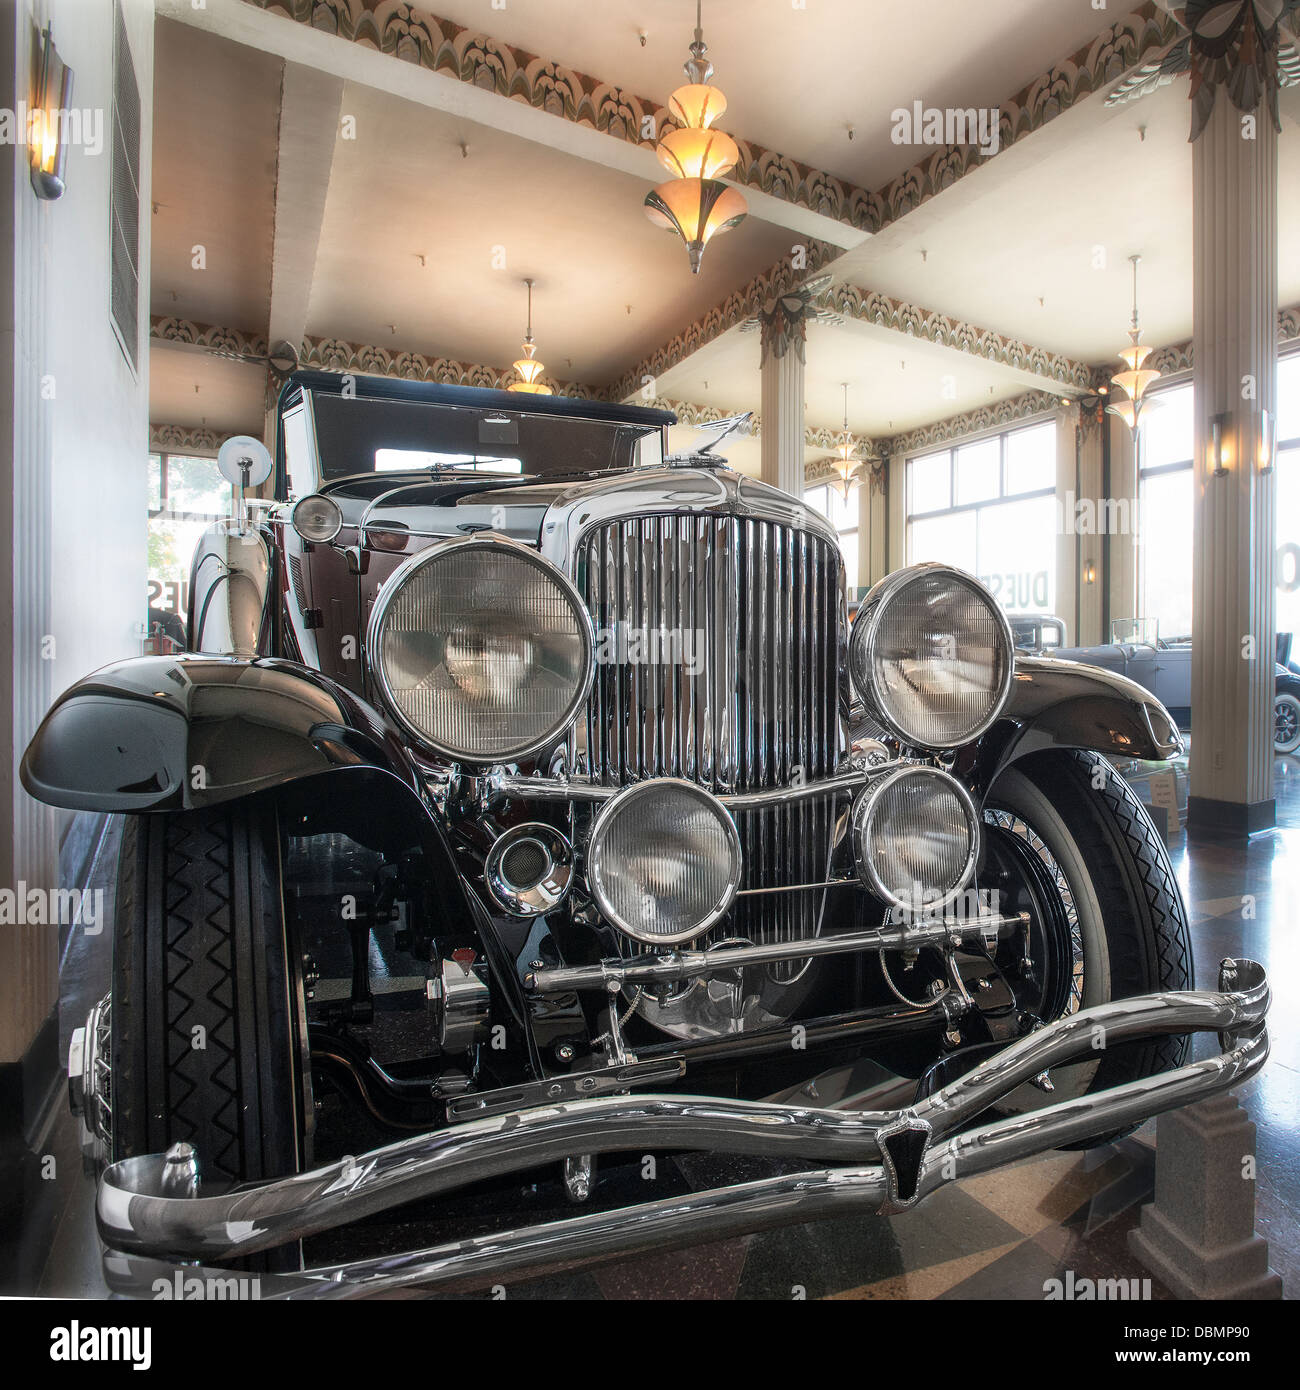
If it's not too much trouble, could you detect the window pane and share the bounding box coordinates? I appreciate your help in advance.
[165,454,229,518]
[148,453,162,512]
[908,451,950,514]
[1005,422,1056,495]
[839,530,859,592]
[909,512,977,573]
[803,485,829,518]
[954,437,1000,505]
[1138,468,1194,639]
[825,484,856,530]
[1141,384,1194,469]
[1279,355,1300,445]
[1276,444,1300,646]
[976,496,1056,613]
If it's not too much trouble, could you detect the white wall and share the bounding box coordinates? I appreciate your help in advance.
[1,0,152,1065]
[47,0,153,695]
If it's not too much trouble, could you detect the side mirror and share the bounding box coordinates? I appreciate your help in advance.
[217,435,273,537]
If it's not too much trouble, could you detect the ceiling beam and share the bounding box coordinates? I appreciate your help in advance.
[268,62,345,352]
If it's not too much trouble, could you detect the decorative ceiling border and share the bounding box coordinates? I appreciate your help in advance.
[238,1,1175,238]
[151,316,269,358]
[818,284,1096,391]
[882,388,1068,459]
[149,423,224,455]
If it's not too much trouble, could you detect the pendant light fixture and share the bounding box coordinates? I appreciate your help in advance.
[644,1,747,274]
[1107,255,1160,432]
[508,278,552,395]
[830,383,862,500]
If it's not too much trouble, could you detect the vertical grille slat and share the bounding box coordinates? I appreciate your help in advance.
[576,512,842,962]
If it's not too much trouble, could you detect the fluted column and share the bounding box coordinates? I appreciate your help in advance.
[759,291,812,498]
[1187,47,1279,835]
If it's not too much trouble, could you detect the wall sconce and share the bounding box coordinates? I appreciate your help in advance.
[1210,412,1229,478]
[30,25,73,201]
[1084,560,1097,586]
[1258,409,1275,476]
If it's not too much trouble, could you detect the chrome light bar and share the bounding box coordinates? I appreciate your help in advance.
[95,959,1268,1299]
[524,911,1026,994]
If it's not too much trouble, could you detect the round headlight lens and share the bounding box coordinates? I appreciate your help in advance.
[852,766,978,914]
[291,494,343,544]
[849,564,1013,749]
[588,779,742,946]
[368,537,593,762]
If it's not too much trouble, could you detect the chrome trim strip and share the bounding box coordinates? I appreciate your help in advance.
[484,764,899,809]
[95,959,1268,1295]
[524,912,1030,994]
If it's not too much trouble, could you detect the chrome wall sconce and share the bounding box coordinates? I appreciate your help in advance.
[1210,412,1229,478]
[30,25,73,201]
[1084,560,1097,586]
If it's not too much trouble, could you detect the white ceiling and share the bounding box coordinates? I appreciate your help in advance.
[425,0,1125,191]
[150,346,267,436]
[305,79,794,385]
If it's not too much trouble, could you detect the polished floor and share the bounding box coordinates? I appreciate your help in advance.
[6,752,1296,1300]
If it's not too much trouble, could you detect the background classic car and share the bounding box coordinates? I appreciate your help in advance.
[1050,620,1300,756]
[21,371,1269,1295]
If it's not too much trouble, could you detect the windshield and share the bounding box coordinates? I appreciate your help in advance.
[302,391,656,487]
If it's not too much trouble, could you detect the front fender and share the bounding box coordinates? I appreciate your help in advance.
[962,655,1183,798]
[20,654,421,814]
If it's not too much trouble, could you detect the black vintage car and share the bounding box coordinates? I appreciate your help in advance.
[22,372,1269,1295]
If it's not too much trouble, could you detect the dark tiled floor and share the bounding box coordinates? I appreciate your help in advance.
[9,752,1298,1300]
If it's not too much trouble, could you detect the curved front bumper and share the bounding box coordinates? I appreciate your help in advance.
[96,957,1269,1299]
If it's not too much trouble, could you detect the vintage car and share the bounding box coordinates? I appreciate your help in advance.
[1054,619,1300,757]
[22,372,1269,1296]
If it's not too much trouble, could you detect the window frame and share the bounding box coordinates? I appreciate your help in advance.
[802,481,860,593]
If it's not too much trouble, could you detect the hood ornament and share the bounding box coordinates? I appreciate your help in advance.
[664,412,753,469]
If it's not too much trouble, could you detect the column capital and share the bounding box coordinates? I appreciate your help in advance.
[1184,0,1292,139]
[759,285,822,366]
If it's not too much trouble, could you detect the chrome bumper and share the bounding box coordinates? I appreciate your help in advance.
[96,958,1268,1299]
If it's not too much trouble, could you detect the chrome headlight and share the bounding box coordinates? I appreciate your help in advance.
[852,766,978,913]
[849,563,1014,749]
[588,779,742,946]
[368,536,594,763]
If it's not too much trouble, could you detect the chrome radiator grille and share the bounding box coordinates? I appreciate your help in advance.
[575,512,845,968]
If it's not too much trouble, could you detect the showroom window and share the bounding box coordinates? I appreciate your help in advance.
[148,452,231,624]
[803,482,859,595]
[1137,383,1194,640]
[1136,356,1300,646]
[1277,353,1300,649]
[905,419,1056,613]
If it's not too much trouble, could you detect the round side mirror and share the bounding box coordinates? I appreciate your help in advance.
[217,435,273,489]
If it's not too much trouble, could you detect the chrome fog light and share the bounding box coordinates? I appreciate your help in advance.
[852,766,979,914]
[587,779,742,946]
[485,823,573,917]
[291,493,343,544]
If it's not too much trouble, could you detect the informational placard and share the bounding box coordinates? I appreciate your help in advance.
[1149,769,1180,837]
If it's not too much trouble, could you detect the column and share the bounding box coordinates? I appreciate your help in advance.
[1187,20,1280,838]
[1076,403,1106,646]
[759,290,813,498]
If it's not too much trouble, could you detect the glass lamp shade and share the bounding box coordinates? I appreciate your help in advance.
[644,178,747,274]
[669,82,727,130]
[1110,368,1161,403]
[512,357,545,385]
[1106,399,1138,430]
[508,382,552,395]
[655,125,741,181]
[1119,343,1154,371]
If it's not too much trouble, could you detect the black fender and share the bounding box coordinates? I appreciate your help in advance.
[961,656,1184,800]
[20,653,426,816]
